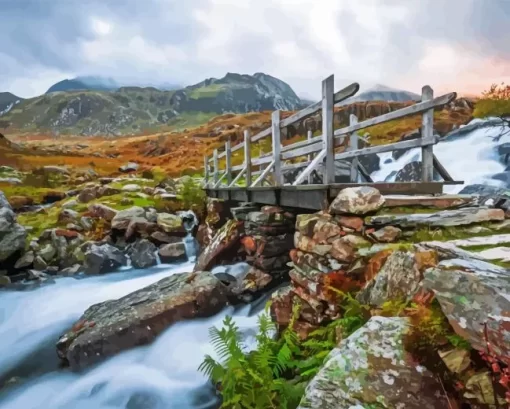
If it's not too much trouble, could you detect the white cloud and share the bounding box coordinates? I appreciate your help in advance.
[1,0,508,99]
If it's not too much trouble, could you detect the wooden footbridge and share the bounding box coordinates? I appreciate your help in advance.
[203,75,463,210]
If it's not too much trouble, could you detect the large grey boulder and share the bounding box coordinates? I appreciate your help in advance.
[129,239,158,269]
[0,191,27,264]
[111,206,146,230]
[329,187,385,215]
[56,271,228,370]
[298,316,449,409]
[83,243,127,274]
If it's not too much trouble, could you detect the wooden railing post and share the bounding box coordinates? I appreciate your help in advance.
[349,114,359,183]
[272,110,282,185]
[225,139,232,185]
[307,130,313,184]
[213,149,219,185]
[322,75,335,184]
[203,155,209,187]
[421,86,434,182]
[244,129,252,187]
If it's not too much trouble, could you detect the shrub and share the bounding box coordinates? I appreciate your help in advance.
[177,177,206,214]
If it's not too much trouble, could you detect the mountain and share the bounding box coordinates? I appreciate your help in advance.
[1,73,303,136]
[339,84,420,105]
[0,92,23,117]
[46,76,119,93]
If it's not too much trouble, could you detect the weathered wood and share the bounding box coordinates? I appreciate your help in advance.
[307,130,313,184]
[229,166,246,187]
[357,162,374,183]
[203,155,209,187]
[349,114,359,182]
[281,140,324,160]
[272,110,282,185]
[323,75,335,184]
[293,149,326,186]
[251,127,271,143]
[231,142,245,153]
[251,155,274,166]
[433,154,454,182]
[252,160,275,186]
[421,86,434,182]
[214,171,227,188]
[333,92,457,138]
[278,82,360,129]
[244,129,252,187]
[334,135,439,161]
[213,149,219,185]
[225,140,232,185]
[231,164,244,172]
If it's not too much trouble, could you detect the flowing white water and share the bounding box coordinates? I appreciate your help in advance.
[372,119,510,193]
[0,261,261,409]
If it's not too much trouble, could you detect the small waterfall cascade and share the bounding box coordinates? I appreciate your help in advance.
[178,210,199,262]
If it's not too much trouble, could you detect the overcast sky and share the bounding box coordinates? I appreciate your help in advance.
[2,0,510,99]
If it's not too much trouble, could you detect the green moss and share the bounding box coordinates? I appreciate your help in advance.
[187,84,226,99]
[0,185,66,203]
[92,193,157,211]
[377,206,440,215]
[405,222,505,243]
[458,242,510,252]
[17,206,63,240]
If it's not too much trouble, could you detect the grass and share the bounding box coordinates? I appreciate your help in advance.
[187,84,226,99]
[0,183,66,203]
[17,206,63,240]
[406,222,510,243]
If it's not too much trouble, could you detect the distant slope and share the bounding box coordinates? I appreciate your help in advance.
[340,84,420,105]
[46,76,119,93]
[2,73,303,136]
[0,92,23,117]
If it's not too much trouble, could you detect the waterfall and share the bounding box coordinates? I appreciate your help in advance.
[178,210,199,262]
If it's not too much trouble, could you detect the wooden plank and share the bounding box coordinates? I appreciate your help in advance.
[421,86,434,182]
[229,166,246,187]
[244,129,252,187]
[307,130,313,184]
[213,149,219,185]
[214,171,227,188]
[231,142,244,153]
[357,162,373,183]
[333,92,457,137]
[272,110,282,185]
[293,149,326,185]
[252,161,275,186]
[251,127,272,143]
[349,114,359,182]
[281,140,323,160]
[279,82,360,129]
[231,164,244,172]
[251,155,274,166]
[433,154,454,182]
[323,75,335,184]
[203,155,209,187]
[225,139,232,185]
[334,135,438,161]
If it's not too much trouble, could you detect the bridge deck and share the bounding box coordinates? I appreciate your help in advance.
[205,181,463,210]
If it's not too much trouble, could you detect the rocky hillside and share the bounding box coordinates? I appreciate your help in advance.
[0,92,23,118]
[0,73,303,137]
[46,76,119,94]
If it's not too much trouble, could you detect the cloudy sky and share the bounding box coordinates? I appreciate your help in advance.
[2,0,510,99]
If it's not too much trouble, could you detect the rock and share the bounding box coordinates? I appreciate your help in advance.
[62,199,78,209]
[369,225,402,242]
[77,187,97,203]
[83,243,128,275]
[42,165,70,175]
[14,251,35,269]
[111,206,145,230]
[394,160,441,182]
[120,198,133,206]
[125,217,157,240]
[150,231,181,244]
[42,190,67,204]
[130,239,158,269]
[438,348,471,374]
[366,207,505,228]
[58,209,79,224]
[56,271,228,370]
[297,316,449,409]
[59,264,82,276]
[329,186,385,215]
[383,194,476,209]
[423,257,510,366]
[193,219,243,272]
[88,204,118,222]
[0,177,21,185]
[119,162,139,173]
[97,185,121,197]
[0,276,11,286]
[8,195,34,210]
[145,208,158,223]
[218,265,273,301]
[0,192,26,264]
[158,242,187,263]
[121,184,141,192]
[156,213,183,233]
[357,251,422,307]
[79,217,94,231]
[33,255,48,271]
